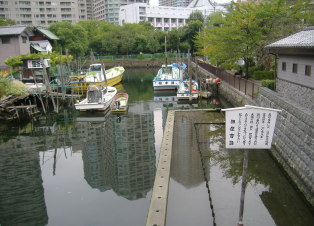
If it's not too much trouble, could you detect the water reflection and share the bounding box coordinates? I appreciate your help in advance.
[0,134,48,226]
[168,111,314,226]
[75,112,156,200]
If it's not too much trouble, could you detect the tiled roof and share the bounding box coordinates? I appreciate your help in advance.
[266,27,314,49]
[0,26,28,36]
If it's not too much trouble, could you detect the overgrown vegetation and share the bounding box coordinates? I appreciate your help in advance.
[0,73,26,99]
[195,0,313,77]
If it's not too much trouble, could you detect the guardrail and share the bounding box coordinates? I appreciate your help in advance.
[194,59,260,99]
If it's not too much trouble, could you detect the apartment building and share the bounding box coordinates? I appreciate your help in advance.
[119,2,226,31]
[0,0,87,26]
[93,0,149,25]
[159,0,193,7]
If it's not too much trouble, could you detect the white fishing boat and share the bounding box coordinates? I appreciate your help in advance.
[74,85,117,111]
[177,80,199,100]
[153,64,181,90]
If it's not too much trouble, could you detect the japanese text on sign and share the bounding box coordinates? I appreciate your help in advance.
[222,105,281,149]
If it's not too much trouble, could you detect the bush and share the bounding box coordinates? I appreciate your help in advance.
[137,54,145,60]
[262,80,275,90]
[252,70,276,80]
[0,74,26,98]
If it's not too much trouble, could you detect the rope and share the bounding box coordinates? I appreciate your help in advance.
[194,123,217,226]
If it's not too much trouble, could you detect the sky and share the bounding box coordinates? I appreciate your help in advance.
[150,0,232,6]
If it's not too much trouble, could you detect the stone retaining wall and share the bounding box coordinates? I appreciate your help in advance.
[195,62,314,206]
[259,87,314,206]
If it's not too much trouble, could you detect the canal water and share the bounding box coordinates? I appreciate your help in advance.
[0,68,313,226]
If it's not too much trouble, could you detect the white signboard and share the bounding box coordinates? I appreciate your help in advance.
[222,105,281,149]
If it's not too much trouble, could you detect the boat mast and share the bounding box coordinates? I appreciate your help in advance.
[101,63,108,88]
[165,35,168,68]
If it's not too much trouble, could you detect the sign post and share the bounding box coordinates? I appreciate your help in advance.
[222,105,281,226]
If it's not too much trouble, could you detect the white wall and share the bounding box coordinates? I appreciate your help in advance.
[277,55,314,89]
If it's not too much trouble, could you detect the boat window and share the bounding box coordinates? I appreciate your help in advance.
[90,65,101,71]
[87,91,101,103]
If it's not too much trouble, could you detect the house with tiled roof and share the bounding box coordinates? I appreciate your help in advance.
[266,27,314,111]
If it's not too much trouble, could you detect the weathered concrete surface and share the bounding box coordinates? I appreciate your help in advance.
[146,110,175,226]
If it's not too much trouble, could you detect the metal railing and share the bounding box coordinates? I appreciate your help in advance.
[195,59,260,99]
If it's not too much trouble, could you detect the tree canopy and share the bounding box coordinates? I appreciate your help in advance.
[195,0,313,74]
[0,17,16,26]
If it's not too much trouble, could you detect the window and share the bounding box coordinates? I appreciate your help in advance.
[292,64,298,73]
[32,60,42,68]
[22,36,27,43]
[305,65,311,76]
[1,36,10,44]
[282,62,286,71]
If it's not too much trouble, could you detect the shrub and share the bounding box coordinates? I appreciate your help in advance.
[252,70,276,80]
[137,54,145,60]
[262,80,275,90]
[0,74,26,98]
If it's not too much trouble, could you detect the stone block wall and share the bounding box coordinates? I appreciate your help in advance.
[259,87,314,206]
[277,78,314,111]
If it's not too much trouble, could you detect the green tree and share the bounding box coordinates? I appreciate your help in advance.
[49,22,88,57]
[0,17,16,26]
[195,0,312,76]
[183,11,205,54]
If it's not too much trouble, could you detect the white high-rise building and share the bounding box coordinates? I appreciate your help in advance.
[119,1,227,31]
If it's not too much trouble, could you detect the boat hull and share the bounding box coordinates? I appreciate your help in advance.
[177,92,199,100]
[153,80,180,90]
[74,102,112,111]
[110,93,129,114]
[71,68,124,93]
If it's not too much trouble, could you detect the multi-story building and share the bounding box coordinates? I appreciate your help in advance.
[93,0,149,25]
[119,2,226,31]
[159,0,193,7]
[0,0,89,26]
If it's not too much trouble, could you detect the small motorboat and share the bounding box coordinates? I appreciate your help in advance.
[74,85,117,111]
[110,93,129,114]
[177,80,199,100]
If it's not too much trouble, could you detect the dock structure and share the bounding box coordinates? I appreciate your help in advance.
[146,110,175,226]
[146,109,224,226]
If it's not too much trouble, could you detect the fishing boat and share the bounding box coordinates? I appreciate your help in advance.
[110,93,129,114]
[177,80,199,100]
[153,64,181,90]
[70,64,125,93]
[74,85,117,111]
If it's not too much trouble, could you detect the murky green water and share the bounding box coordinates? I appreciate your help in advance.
[0,68,313,226]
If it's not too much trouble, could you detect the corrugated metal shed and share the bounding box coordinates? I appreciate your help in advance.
[266,27,314,49]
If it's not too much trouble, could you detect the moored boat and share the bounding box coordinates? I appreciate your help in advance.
[177,80,199,100]
[70,64,124,93]
[74,85,117,111]
[110,93,129,114]
[153,64,181,90]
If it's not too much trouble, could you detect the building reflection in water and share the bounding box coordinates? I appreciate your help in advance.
[171,112,204,188]
[0,136,48,226]
[171,111,224,188]
[75,112,156,200]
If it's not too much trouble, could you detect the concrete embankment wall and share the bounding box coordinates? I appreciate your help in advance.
[195,63,314,206]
